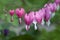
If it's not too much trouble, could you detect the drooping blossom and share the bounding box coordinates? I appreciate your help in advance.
[8,0,59,31]
[44,3,58,26]
[54,0,60,10]
[15,8,25,24]
[24,13,33,31]
[29,11,38,30]
[44,1,59,27]
[44,6,52,27]
[38,8,45,26]
[48,3,57,18]
[51,3,57,17]
[44,3,57,12]
[54,0,60,5]
[9,9,14,22]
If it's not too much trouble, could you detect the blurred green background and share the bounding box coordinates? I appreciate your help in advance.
[0,0,60,40]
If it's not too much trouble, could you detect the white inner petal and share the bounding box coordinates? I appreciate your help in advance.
[26,25,30,31]
[19,18,21,23]
[33,20,37,30]
[46,20,50,27]
[56,5,59,11]
[41,18,45,25]
[51,12,55,18]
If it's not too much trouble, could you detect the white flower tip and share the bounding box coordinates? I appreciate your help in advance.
[26,25,30,31]
[46,20,50,27]
[19,18,22,24]
[41,19,45,26]
[56,5,60,11]
[51,13,55,18]
[34,22,38,30]
[35,25,37,30]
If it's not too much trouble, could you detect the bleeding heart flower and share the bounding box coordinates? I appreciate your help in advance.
[9,9,14,22]
[15,8,25,24]
[45,3,57,18]
[54,0,60,11]
[44,7,52,27]
[51,3,57,18]
[35,11,42,24]
[45,10,51,21]
[48,3,57,12]
[44,3,57,26]
[29,11,38,30]
[53,3,57,11]
[54,0,60,5]
[24,14,33,31]
[44,3,57,12]
[38,8,45,25]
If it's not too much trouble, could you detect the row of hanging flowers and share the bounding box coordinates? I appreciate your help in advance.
[9,0,60,31]
[1,0,60,37]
